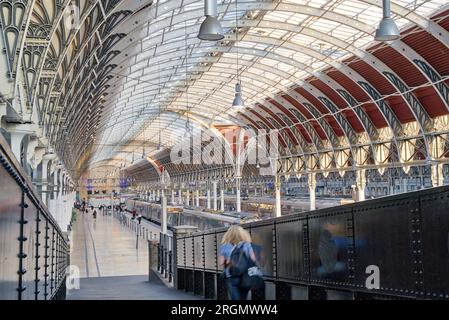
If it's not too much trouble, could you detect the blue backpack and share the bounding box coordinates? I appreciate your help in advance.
[228,243,252,276]
[228,243,265,290]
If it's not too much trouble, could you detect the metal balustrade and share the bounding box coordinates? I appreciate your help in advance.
[0,135,69,300]
[174,184,449,300]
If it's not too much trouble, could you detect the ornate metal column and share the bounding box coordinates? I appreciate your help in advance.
[431,162,444,187]
[206,182,211,209]
[355,169,367,201]
[220,180,225,211]
[308,172,316,211]
[213,180,218,211]
[275,175,282,217]
[236,178,241,213]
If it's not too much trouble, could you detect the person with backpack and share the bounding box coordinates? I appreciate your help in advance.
[219,225,262,300]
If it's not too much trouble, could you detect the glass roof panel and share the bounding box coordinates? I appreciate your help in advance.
[90,0,449,167]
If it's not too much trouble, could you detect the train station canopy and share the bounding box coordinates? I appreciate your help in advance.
[2,0,449,179]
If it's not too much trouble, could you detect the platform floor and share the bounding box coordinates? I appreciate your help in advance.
[67,273,199,300]
[67,211,198,300]
[69,210,151,278]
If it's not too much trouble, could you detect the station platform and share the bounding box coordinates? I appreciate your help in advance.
[67,211,198,300]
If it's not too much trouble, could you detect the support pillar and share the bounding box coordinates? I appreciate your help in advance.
[206,184,211,209]
[355,169,366,201]
[221,184,225,211]
[196,189,200,207]
[431,162,444,187]
[161,190,167,234]
[171,189,175,205]
[186,189,190,206]
[308,172,316,211]
[40,158,50,206]
[213,181,218,211]
[275,175,282,217]
[48,169,57,220]
[8,130,28,163]
[178,187,182,205]
[236,178,241,213]
[57,171,64,230]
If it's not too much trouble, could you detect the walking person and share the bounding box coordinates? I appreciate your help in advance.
[219,225,259,300]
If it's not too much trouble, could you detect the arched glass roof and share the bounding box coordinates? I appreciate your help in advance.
[89,0,449,169]
[8,0,449,175]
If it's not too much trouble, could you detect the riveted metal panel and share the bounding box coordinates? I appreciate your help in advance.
[216,231,225,272]
[22,194,37,300]
[420,188,449,299]
[275,217,305,282]
[308,208,353,287]
[250,223,275,278]
[204,232,217,271]
[176,238,185,269]
[185,236,194,269]
[193,234,204,270]
[0,164,22,300]
[353,195,416,295]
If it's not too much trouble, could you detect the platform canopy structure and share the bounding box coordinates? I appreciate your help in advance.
[1,0,449,203]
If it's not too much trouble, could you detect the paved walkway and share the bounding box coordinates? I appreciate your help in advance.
[67,211,198,300]
[67,273,199,300]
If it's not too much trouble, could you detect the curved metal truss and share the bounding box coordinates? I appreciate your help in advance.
[1,0,449,181]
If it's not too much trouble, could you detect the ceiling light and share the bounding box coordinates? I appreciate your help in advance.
[198,0,224,41]
[232,82,244,108]
[375,0,400,41]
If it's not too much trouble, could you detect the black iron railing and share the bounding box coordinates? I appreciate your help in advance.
[0,135,69,300]
[175,185,449,300]
[157,233,173,283]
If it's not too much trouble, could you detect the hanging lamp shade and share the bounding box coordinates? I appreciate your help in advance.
[375,0,400,41]
[232,82,244,108]
[198,0,224,41]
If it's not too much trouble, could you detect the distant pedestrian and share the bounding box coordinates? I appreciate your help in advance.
[93,210,97,219]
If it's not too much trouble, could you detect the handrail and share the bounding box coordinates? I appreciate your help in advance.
[0,133,69,300]
[174,184,449,300]
[0,134,63,234]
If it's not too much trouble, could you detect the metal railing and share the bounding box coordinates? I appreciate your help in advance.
[0,135,69,300]
[175,184,449,300]
[158,233,173,283]
[113,210,174,282]
[114,210,159,248]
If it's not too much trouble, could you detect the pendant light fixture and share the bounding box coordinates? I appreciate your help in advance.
[232,0,244,109]
[232,82,244,108]
[375,0,400,41]
[198,0,224,41]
